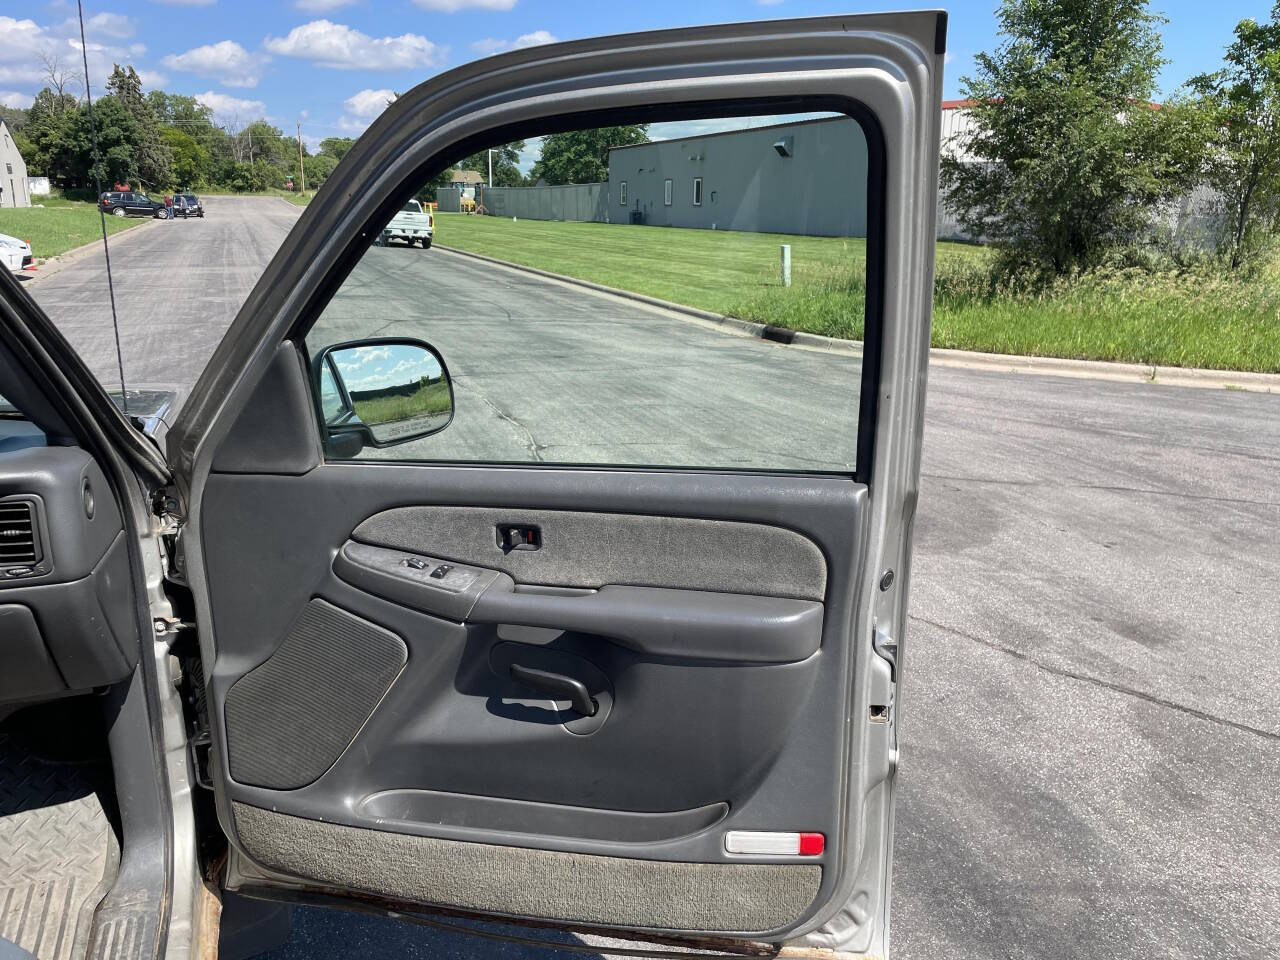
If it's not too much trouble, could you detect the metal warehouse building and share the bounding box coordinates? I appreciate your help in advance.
[605,116,868,237]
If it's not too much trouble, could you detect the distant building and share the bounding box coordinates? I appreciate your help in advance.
[0,120,32,208]
[606,116,868,237]
[450,169,485,200]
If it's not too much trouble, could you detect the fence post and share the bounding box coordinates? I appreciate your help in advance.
[780,244,792,287]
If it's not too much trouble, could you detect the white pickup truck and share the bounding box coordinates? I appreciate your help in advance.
[377,200,434,248]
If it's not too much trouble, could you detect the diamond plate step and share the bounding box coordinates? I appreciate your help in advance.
[0,728,116,960]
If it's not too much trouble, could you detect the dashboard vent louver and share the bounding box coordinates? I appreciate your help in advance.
[0,502,37,565]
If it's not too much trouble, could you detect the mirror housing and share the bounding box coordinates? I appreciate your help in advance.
[312,337,454,456]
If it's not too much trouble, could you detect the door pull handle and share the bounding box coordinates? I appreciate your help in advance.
[508,664,598,717]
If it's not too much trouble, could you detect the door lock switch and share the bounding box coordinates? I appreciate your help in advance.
[430,564,453,579]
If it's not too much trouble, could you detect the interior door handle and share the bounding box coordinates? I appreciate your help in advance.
[509,663,598,717]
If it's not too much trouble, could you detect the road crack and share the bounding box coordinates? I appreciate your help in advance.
[910,614,1280,742]
[463,380,545,461]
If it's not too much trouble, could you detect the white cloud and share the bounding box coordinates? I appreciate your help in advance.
[294,0,358,9]
[194,89,267,120]
[470,29,556,56]
[153,0,216,6]
[513,30,555,48]
[335,87,396,133]
[344,87,395,119]
[0,15,143,94]
[138,69,169,88]
[83,12,136,39]
[0,91,33,109]
[264,20,442,71]
[413,0,515,10]
[162,40,264,88]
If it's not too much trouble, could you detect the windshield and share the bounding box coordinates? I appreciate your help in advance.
[401,201,421,213]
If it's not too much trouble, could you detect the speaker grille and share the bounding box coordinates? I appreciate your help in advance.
[224,599,407,790]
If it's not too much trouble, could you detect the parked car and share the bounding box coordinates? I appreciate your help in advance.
[99,191,168,218]
[0,12,942,959]
[175,193,204,218]
[377,199,433,247]
[0,233,33,273]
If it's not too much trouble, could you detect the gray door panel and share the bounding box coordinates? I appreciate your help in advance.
[200,459,864,935]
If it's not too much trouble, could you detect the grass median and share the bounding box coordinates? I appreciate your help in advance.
[433,213,1280,373]
[0,200,148,259]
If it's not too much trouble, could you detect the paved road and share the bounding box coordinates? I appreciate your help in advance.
[23,197,1280,959]
[23,196,301,393]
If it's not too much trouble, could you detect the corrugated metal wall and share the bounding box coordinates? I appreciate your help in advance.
[606,116,867,237]
[436,187,462,213]
[479,183,610,222]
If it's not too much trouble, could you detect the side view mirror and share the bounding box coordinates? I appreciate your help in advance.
[312,337,454,457]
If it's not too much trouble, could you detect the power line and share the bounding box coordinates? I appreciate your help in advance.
[76,0,128,414]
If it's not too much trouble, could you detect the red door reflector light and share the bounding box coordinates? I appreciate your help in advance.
[798,832,825,855]
[724,831,825,856]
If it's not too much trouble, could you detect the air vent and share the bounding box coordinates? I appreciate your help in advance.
[0,501,37,565]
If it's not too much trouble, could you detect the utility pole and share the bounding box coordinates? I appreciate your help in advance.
[297,119,307,195]
[488,148,492,187]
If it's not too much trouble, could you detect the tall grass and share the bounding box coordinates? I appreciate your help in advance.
[728,257,1280,372]
[352,380,451,424]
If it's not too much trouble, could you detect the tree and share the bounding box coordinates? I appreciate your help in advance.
[67,97,140,188]
[161,127,210,188]
[298,152,338,188]
[38,51,77,109]
[530,126,648,184]
[460,141,526,186]
[940,0,1208,274]
[1189,4,1280,268]
[319,137,357,161]
[107,65,172,188]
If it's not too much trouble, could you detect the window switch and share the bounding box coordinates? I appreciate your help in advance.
[430,564,453,579]
[402,557,429,570]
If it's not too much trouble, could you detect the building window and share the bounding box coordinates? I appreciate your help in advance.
[620,181,627,206]
[692,177,703,206]
[664,178,673,205]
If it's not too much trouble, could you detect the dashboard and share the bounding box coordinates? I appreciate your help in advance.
[0,418,138,704]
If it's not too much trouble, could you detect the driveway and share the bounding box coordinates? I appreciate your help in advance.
[23,196,1280,959]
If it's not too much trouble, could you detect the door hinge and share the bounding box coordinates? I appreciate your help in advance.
[153,616,197,637]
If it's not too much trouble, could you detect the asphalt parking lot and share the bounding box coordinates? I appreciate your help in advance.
[23,196,1280,959]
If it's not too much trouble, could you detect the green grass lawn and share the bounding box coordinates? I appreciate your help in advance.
[433,213,1280,373]
[434,212,983,317]
[0,202,148,259]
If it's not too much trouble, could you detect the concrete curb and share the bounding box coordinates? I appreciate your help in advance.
[435,243,1279,393]
[21,217,161,286]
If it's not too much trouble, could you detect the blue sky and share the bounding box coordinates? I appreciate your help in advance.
[0,0,1268,160]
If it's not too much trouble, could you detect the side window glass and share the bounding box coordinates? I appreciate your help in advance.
[305,109,871,473]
